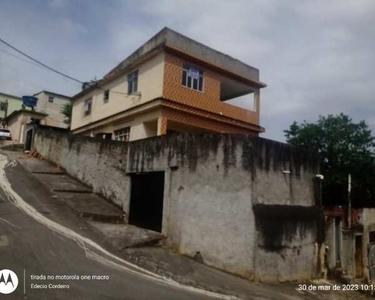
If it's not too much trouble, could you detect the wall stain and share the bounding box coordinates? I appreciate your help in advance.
[253,204,325,252]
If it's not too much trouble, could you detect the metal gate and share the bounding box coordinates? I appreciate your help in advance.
[368,242,375,282]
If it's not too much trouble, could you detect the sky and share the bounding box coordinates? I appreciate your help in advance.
[0,0,374,142]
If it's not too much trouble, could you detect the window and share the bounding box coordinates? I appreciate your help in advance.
[31,118,41,125]
[127,70,138,94]
[103,90,110,103]
[114,127,130,142]
[0,102,5,111]
[96,132,112,140]
[48,95,54,103]
[84,98,92,115]
[182,64,203,91]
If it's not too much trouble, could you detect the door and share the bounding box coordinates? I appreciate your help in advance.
[25,129,33,151]
[355,235,363,278]
[335,218,341,262]
[369,232,375,283]
[129,172,165,232]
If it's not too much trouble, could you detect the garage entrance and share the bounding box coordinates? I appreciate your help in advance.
[129,172,165,232]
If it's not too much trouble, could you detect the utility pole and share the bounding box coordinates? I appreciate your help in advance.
[348,174,352,228]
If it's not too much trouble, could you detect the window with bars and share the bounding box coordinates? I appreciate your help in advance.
[84,98,92,116]
[182,64,204,91]
[127,70,138,94]
[114,127,130,142]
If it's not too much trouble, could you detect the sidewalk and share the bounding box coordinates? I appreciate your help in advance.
[0,148,371,300]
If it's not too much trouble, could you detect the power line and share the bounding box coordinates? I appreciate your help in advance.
[0,37,83,84]
[0,48,46,70]
[0,37,131,96]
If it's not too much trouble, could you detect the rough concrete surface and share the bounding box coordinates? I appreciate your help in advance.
[89,221,165,249]
[16,155,124,222]
[33,130,321,282]
[56,192,124,222]
[18,156,65,174]
[34,173,92,193]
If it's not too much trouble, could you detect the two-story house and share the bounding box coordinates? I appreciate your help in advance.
[71,27,267,141]
[33,90,71,128]
[4,90,71,143]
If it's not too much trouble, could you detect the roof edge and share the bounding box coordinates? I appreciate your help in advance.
[33,90,72,99]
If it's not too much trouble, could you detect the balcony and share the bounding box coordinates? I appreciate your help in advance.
[220,76,259,112]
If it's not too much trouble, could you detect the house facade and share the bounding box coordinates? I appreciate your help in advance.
[71,28,266,141]
[5,109,47,143]
[4,90,71,143]
[33,90,71,128]
[325,206,375,283]
[0,92,23,125]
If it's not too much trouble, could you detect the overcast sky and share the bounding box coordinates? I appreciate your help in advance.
[0,0,374,141]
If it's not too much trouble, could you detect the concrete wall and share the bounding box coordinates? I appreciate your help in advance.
[360,208,375,282]
[71,52,165,132]
[341,229,355,275]
[33,130,322,282]
[325,217,336,270]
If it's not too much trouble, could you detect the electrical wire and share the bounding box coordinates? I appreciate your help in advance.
[0,38,132,97]
[0,37,83,84]
[0,48,46,70]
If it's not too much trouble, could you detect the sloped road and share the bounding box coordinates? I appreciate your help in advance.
[0,153,225,300]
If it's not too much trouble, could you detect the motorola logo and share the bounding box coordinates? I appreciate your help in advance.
[0,269,18,294]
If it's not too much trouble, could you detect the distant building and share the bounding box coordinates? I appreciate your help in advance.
[33,90,71,128]
[0,92,24,125]
[71,27,267,141]
[5,109,48,143]
[4,90,71,143]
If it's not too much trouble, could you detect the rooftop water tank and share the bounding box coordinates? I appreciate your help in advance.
[22,96,38,109]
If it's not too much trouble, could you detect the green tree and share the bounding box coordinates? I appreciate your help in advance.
[61,103,72,128]
[284,113,375,207]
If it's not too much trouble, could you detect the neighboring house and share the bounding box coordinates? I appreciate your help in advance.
[71,27,267,141]
[5,109,47,143]
[325,206,375,283]
[0,92,24,125]
[33,90,71,128]
[4,90,71,143]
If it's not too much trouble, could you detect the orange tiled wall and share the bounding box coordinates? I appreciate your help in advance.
[163,53,259,125]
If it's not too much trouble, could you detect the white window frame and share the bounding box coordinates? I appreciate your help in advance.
[114,127,130,142]
[84,98,92,116]
[48,95,54,103]
[127,70,138,94]
[182,64,204,92]
[103,89,110,103]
